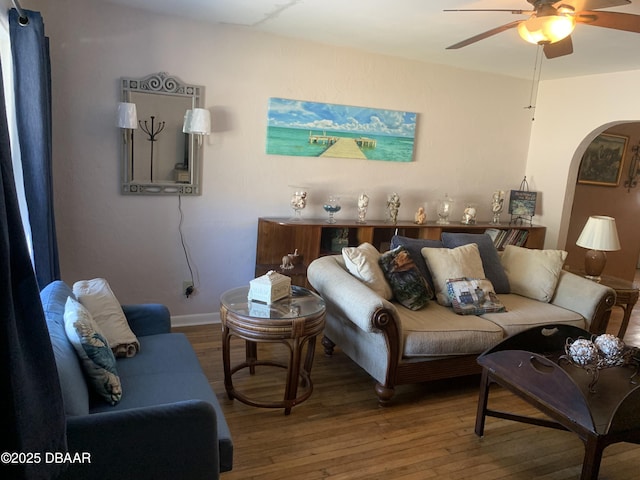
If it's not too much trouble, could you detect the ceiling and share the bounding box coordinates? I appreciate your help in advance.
[96,0,640,80]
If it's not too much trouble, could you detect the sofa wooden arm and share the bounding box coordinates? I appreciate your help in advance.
[371,306,403,404]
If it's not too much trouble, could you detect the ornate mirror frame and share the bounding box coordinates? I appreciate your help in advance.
[120,72,204,195]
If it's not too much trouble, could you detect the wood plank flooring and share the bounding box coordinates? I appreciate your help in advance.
[175,272,640,480]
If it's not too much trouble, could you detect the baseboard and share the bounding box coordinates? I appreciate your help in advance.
[171,312,220,327]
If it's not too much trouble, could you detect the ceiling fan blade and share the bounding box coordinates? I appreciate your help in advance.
[446,21,522,49]
[577,10,640,33]
[443,9,530,14]
[560,0,630,11]
[543,35,574,58]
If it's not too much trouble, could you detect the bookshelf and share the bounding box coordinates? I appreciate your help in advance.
[255,218,546,287]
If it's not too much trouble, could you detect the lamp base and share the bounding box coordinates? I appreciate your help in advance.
[584,249,607,281]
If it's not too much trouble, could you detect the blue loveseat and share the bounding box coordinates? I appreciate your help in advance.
[40,280,233,480]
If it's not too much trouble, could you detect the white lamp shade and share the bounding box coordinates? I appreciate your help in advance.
[576,215,621,252]
[117,102,138,129]
[189,108,211,135]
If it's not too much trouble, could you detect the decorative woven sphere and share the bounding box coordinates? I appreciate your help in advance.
[568,338,599,366]
[594,334,625,359]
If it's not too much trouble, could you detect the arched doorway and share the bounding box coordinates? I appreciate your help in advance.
[562,122,640,282]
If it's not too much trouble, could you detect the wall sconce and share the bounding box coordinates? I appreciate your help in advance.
[183,108,211,146]
[624,142,639,192]
[117,102,138,129]
[517,5,575,45]
[117,102,138,180]
[576,215,621,281]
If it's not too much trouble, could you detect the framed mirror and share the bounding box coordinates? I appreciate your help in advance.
[120,72,204,195]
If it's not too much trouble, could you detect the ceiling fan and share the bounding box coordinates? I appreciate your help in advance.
[445,0,640,58]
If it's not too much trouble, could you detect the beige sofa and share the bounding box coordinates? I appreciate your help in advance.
[307,236,616,406]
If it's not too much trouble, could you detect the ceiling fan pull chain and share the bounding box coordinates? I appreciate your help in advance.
[525,45,544,121]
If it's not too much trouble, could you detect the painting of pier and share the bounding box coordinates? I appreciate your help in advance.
[266,98,417,162]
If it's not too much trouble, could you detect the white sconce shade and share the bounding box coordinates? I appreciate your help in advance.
[576,215,621,280]
[183,108,210,146]
[189,108,211,135]
[117,102,138,129]
[183,108,211,135]
[182,109,193,133]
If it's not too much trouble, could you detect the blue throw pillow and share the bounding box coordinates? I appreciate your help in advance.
[390,235,442,296]
[441,232,510,294]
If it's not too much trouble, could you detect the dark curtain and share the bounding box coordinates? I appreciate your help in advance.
[0,54,67,479]
[10,9,59,289]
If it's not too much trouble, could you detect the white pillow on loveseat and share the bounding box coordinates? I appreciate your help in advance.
[73,278,140,357]
[342,243,393,300]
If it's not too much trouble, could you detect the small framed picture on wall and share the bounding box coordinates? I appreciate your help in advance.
[577,133,628,186]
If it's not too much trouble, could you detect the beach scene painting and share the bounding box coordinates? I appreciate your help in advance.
[266,98,417,162]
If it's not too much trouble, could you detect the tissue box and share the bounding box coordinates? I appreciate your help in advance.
[248,270,291,304]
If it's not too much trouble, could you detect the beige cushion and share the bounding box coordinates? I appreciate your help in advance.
[480,293,585,336]
[500,245,568,303]
[400,303,504,357]
[342,243,393,300]
[73,278,140,357]
[421,243,485,306]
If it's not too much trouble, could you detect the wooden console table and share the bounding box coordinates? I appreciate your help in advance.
[255,217,546,287]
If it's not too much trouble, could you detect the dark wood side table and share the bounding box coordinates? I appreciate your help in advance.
[220,285,325,415]
[567,268,639,339]
[475,324,640,480]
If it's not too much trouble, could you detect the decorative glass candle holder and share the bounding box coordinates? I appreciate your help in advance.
[289,189,307,221]
[461,203,477,225]
[437,194,453,224]
[323,195,341,224]
[356,193,369,224]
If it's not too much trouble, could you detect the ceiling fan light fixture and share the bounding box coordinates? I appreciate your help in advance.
[517,13,576,45]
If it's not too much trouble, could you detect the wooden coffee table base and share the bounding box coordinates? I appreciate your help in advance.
[475,324,640,480]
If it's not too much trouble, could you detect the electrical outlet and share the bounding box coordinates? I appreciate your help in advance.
[183,281,194,297]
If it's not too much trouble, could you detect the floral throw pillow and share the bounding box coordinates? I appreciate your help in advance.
[446,278,506,316]
[64,297,122,405]
[379,246,432,310]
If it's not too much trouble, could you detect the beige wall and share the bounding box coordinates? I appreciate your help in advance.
[525,71,640,253]
[31,0,537,320]
[27,0,640,321]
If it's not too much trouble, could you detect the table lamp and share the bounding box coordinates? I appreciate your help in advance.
[575,215,621,281]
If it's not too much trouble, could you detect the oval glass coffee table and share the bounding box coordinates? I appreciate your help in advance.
[220,285,325,415]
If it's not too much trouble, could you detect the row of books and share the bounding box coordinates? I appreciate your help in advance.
[484,228,529,250]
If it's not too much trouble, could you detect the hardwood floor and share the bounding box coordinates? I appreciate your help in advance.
[175,272,640,480]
